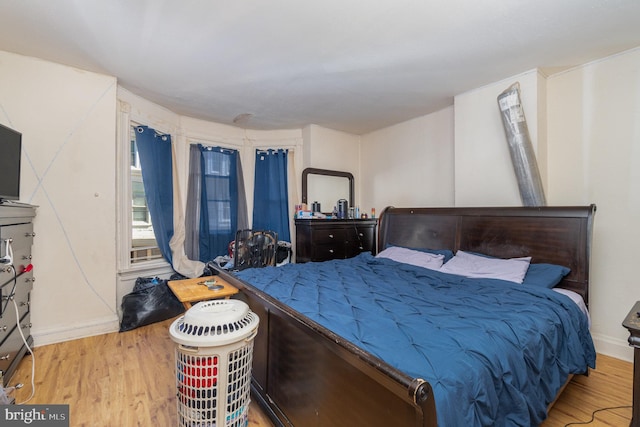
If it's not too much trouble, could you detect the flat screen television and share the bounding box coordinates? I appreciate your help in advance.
[0,123,22,202]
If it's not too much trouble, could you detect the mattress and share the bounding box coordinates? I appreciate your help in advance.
[234,253,596,426]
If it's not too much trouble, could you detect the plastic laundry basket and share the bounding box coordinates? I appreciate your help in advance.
[169,299,259,427]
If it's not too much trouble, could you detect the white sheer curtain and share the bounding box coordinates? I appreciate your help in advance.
[169,144,205,278]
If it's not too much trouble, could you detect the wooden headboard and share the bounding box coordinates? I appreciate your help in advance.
[378,205,596,307]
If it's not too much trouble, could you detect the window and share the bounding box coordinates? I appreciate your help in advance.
[202,149,232,233]
[186,145,245,262]
[129,126,162,264]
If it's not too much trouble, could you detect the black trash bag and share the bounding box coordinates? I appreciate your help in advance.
[119,276,185,332]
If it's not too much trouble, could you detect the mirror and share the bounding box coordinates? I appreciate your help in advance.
[302,168,354,214]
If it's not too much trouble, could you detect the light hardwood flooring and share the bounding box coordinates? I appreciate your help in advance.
[9,317,634,426]
[10,317,274,427]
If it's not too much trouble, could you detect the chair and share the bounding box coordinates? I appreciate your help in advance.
[233,229,278,271]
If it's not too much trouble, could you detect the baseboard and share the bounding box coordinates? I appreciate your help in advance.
[31,314,120,347]
[592,332,634,363]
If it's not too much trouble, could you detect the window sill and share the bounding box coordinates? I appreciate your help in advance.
[117,259,173,277]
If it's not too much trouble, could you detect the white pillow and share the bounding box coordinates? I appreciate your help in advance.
[438,250,531,283]
[376,246,445,270]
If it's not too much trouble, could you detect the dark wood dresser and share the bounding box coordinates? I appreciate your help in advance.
[295,219,377,263]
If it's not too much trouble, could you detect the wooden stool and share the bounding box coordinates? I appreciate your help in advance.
[167,275,239,309]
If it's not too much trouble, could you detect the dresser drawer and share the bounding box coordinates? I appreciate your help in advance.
[311,243,348,261]
[345,226,375,250]
[0,223,34,252]
[0,279,31,347]
[0,269,33,297]
[311,228,347,245]
[0,312,30,373]
[0,252,33,289]
[0,298,29,347]
[0,222,34,288]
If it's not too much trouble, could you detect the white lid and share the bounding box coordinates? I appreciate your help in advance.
[169,299,259,346]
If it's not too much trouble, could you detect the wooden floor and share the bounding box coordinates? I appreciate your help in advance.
[9,317,634,426]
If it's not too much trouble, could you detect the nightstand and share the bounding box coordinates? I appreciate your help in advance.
[622,301,640,427]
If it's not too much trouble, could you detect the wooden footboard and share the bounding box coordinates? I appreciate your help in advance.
[220,270,438,427]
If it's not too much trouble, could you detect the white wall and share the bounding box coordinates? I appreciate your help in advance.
[302,124,360,172]
[546,47,640,361]
[360,106,455,216]
[0,51,119,345]
[454,70,545,206]
[302,124,361,210]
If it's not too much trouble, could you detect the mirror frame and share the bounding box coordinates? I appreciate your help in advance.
[301,167,354,208]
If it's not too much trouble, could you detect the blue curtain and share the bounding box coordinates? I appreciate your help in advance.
[252,149,290,242]
[135,126,173,263]
[198,145,241,261]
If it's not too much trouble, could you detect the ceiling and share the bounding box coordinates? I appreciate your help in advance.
[0,1,639,135]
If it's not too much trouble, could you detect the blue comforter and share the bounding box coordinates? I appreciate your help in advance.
[235,253,596,426]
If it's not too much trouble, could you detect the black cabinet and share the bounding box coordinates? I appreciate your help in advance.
[295,219,377,263]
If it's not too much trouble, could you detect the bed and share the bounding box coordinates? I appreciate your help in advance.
[217,205,597,426]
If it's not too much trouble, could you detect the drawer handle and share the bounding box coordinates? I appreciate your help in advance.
[22,255,32,260]
[25,277,35,283]
[25,232,36,238]
[19,301,29,307]
[1,326,6,332]
[358,232,364,237]
[0,354,10,361]
[329,249,334,253]
[21,323,31,329]
[328,234,334,239]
